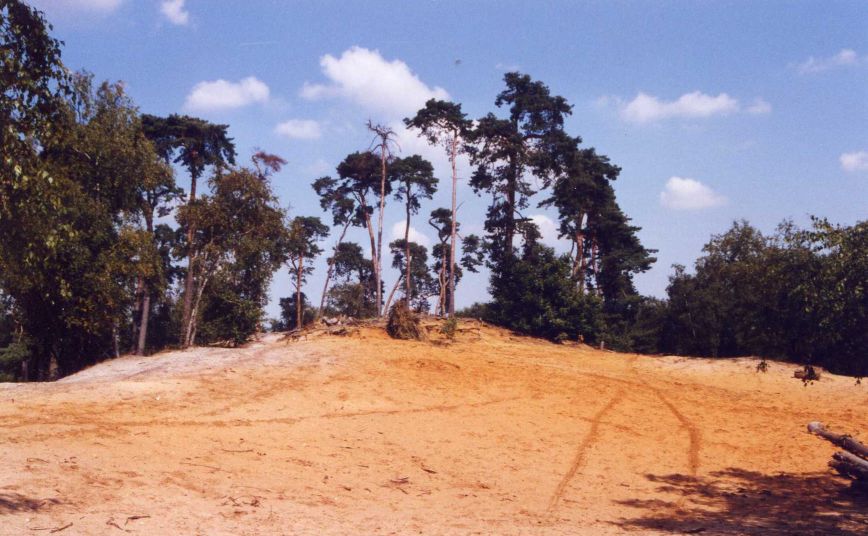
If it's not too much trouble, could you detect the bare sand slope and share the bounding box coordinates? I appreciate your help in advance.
[1,322,866,535]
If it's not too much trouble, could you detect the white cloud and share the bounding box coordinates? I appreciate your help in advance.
[660,177,727,210]
[621,91,740,123]
[797,49,860,74]
[529,214,568,250]
[28,0,122,12]
[746,98,772,115]
[390,221,431,247]
[183,76,270,111]
[840,150,868,172]
[274,119,322,140]
[160,0,189,26]
[300,46,449,117]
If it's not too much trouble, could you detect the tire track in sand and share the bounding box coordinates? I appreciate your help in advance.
[546,388,625,512]
[627,355,701,476]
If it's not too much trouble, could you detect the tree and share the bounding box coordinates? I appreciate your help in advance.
[487,222,601,342]
[384,240,435,312]
[334,151,387,315]
[326,241,376,317]
[140,113,236,347]
[366,122,399,316]
[177,162,286,346]
[469,72,575,261]
[390,154,438,297]
[427,208,483,315]
[405,99,472,317]
[312,173,361,317]
[286,216,329,330]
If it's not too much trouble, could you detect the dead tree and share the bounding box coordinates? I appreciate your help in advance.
[807,421,868,486]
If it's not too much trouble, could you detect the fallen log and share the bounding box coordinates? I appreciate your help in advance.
[807,421,868,460]
[829,451,868,481]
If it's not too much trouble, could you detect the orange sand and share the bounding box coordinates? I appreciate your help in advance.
[1,321,866,535]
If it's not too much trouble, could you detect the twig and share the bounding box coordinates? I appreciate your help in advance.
[220,448,254,453]
[125,515,150,525]
[49,524,73,534]
[180,462,224,472]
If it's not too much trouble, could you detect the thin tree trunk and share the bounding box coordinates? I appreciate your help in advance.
[384,274,402,314]
[404,188,412,297]
[136,209,155,356]
[376,148,387,317]
[318,219,351,318]
[185,265,210,347]
[448,138,458,317]
[362,195,379,316]
[181,172,199,348]
[296,252,304,330]
[130,275,144,352]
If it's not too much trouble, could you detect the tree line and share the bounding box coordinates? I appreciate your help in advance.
[2,1,865,380]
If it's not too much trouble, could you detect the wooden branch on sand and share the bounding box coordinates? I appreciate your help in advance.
[807,421,868,485]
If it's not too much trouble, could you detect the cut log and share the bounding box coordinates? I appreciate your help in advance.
[829,451,868,481]
[807,421,868,461]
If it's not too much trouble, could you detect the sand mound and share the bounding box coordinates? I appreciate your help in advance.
[1,321,866,534]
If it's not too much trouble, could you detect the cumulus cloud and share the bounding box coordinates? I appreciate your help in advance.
[797,49,861,74]
[274,119,322,140]
[390,221,431,247]
[620,91,740,123]
[160,0,189,26]
[746,98,772,115]
[660,177,727,210]
[183,77,269,111]
[300,46,449,117]
[840,150,868,172]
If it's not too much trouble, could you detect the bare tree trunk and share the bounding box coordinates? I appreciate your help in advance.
[181,172,199,348]
[136,210,155,356]
[384,275,402,314]
[185,266,210,348]
[130,275,144,352]
[448,138,458,317]
[137,293,151,355]
[376,149,387,317]
[296,252,304,330]
[361,196,379,317]
[318,219,351,318]
[404,192,412,297]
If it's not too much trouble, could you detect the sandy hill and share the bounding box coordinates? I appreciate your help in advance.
[1,320,866,535]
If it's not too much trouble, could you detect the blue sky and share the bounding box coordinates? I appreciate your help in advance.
[27,0,868,317]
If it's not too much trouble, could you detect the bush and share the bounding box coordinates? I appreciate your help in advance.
[387,299,422,340]
[440,317,458,339]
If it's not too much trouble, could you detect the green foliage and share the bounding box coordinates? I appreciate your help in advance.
[660,219,868,376]
[278,293,315,331]
[487,233,602,342]
[188,165,288,346]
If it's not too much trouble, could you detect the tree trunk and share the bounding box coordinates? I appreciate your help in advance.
[376,147,387,317]
[448,137,458,317]
[318,219,351,318]
[130,275,144,352]
[185,265,210,348]
[136,209,155,356]
[404,189,412,297]
[384,274,402,314]
[360,193,379,317]
[808,422,868,460]
[296,252,304,330]
[181,171,199,348]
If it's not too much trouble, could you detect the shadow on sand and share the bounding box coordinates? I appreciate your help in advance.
[0,492,62,515]
[615,468,867,535]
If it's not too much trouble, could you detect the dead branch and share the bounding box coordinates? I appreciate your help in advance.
[808,421,868,460]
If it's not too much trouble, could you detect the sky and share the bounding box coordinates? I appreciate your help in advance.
[26,0,868,318]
